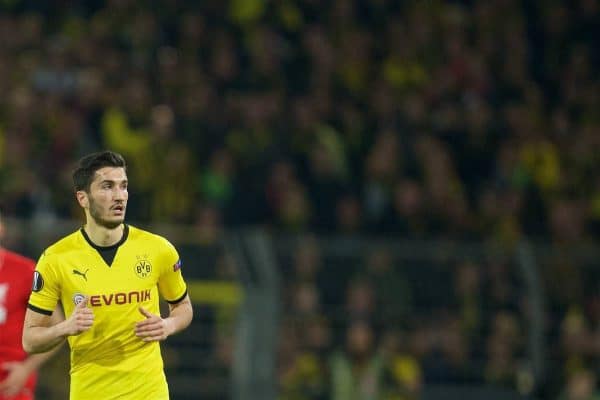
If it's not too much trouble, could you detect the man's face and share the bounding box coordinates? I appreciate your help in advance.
[83,167,128,229]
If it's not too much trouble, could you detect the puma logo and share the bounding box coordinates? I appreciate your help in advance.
[73,269,89,281]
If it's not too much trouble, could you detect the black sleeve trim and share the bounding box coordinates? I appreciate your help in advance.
[27,303,53,316]
[166,289,188,305]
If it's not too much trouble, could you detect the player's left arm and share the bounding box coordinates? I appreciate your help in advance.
[136,242,193,342]
[0,307,64,397]
[136,295,193,342]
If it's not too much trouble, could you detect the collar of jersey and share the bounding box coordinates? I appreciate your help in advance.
[80,224,129,251]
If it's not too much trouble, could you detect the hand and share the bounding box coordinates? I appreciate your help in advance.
[64,297,94,336]
[135,307,173,342]
[0,361,29,397]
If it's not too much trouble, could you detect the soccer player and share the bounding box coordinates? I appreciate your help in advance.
[0,212,61,400]
[22,150,193,400]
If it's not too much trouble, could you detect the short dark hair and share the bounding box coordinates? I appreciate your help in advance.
[73,150,127,192]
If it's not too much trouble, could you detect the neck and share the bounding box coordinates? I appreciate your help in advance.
[83,222,124,247]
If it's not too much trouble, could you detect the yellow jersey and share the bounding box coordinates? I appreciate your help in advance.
[28,225,187,400]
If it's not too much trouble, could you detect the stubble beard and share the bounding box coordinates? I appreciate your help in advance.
[88,196,125,230]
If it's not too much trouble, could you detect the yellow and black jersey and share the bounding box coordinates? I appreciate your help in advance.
[28,225,187,400]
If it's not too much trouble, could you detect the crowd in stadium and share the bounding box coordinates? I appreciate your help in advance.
[0,0,598,399]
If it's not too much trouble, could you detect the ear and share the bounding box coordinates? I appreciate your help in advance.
[76,190,89,209]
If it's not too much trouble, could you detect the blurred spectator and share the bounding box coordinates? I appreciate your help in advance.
[345,279,376,322]
[290,282,321,319]
[484,311,525,390]
[379,329,422,400]
[381,178,430,236]
[193,204,224,245]
[558,369,600,400]
[330,320,383,400]
[335,193,363,234]
[279,317,330,400]
[421,313,478,385]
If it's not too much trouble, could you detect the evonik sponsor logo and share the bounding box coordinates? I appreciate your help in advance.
[89,289,151,307]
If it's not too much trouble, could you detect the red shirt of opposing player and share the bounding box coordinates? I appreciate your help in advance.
[0,249,37,400]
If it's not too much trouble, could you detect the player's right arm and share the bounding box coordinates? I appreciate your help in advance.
[23,298,94,354]
[23,251,94,353]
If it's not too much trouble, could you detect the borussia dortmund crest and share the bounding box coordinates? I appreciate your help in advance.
[134,257,152,279]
